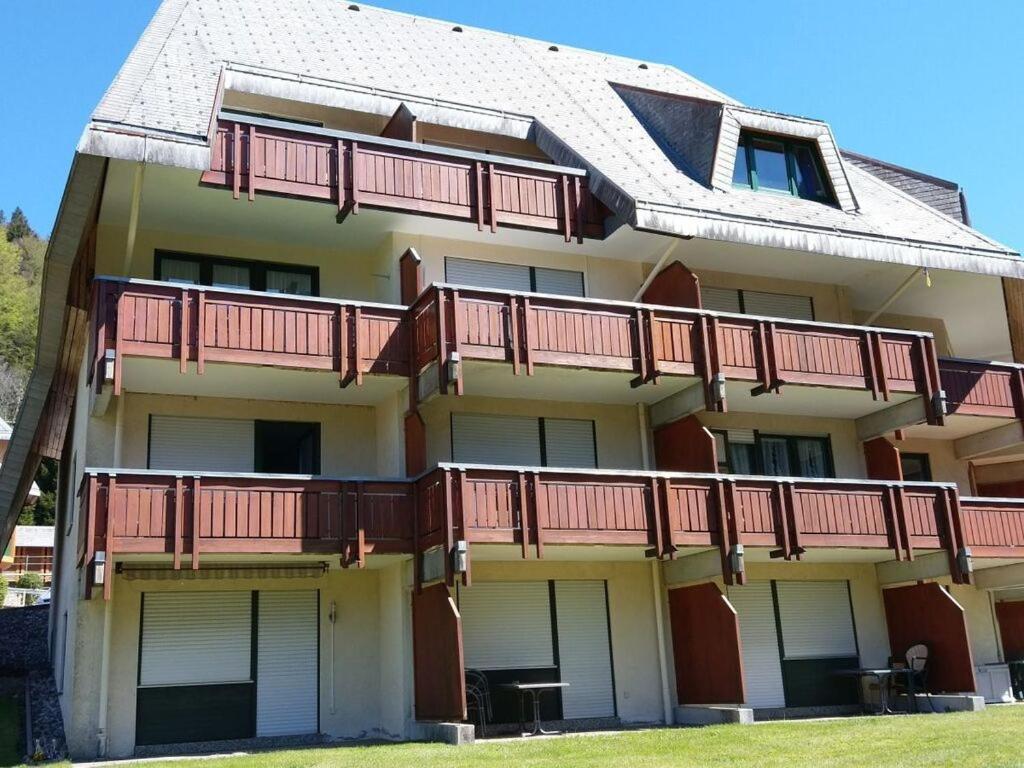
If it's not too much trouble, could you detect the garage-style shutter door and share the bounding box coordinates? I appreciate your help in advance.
[555,581,615,718]
[140,592,252,686]
[149,416,255,472]
[459,582,554,670]
[727,582,785,707]
[256,591,319,737]
[452,413,541,466]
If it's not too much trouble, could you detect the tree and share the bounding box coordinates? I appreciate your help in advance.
[16,571,44,605]
[5,207,34,242]
[0,577,6,607]
[0,361,26,422]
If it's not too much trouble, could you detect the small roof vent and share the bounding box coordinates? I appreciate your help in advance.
[548,45,559,52]
[452,25,463,32]
[347,4,360,10]
[638,63,649,70]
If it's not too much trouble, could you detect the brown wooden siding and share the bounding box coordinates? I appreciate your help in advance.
[939,358,1024,419]
[90,279,408,393]
[201,118,608,242]
[668,582,745,705]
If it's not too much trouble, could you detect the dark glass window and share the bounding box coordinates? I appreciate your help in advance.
[733,132,834,203]
[155,251,318,296]
[900,453,932,482]
[255,421,321,474]
[713,430,834,479]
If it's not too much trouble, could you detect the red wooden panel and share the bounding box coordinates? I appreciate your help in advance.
[525,302,636,370]
[462,475,520,532]
[413,583,466,721]
[773,327,865,386]
[941,360,1018,418]
[995,601,1024,660]
[654,415,716,472]
[960,499,1024,554]
[643,261,702,309]
[668,583,745,704]
[666,481,716,537]
[883,583,976,694]
[877,336,919,391]
[716,321,759,378]
[536,477,650,534]
[864,437,903,481]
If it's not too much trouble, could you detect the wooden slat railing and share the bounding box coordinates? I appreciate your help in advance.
[200,115,608,242]
[77,466,1020,594]
[417,284,944,417]
[89,278,408,393]
[78,471,416,578]
[960,496,1024,557]
[939,358,1024,419]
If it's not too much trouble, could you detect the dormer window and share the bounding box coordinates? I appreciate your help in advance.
[732,132,833,203]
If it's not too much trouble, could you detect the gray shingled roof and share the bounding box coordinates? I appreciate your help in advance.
[841,150,970,224]
[81,0,1019,274]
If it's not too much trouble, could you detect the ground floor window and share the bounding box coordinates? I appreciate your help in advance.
[727,580,859,708]
[136,590,318,745]
[457,580,616,723]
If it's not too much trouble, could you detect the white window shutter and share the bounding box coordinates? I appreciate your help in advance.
[256,591,319,736]
[534,267,585,297]
[775,581,858,659]
[445,257,531,291]
[742,291,814,321]
[727,582,785,707]
[139,591,252,687]
[555,581,615,718]
[701,287,742,313]
[451,413,542,466]
[459,582,555,670]
[543,419,597,468]
[149,416,255,472]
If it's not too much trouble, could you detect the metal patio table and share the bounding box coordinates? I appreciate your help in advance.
[834,667,917,714]
[501,682,570,736]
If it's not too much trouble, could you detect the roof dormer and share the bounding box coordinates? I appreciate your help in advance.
[711,106,858,212]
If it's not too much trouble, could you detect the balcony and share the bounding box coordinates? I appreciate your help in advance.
[88,277,409,405]
[200,115,609,242]
[412,284,946,421]
[80,465,1016,596]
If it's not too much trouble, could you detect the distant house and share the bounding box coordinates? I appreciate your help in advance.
[2,525,55,582]
[2,0,1024,760]
[0,418,39,501]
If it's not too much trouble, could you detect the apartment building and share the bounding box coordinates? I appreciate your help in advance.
[3,0,1024,758]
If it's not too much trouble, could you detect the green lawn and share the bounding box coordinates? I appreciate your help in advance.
[104,706,1024,768]
[0,696,21,768]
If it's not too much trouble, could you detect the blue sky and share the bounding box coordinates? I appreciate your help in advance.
[2,1,1021,250]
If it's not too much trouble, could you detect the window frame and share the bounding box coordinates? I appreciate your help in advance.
[155,250,320,296]
[733,132,835,204]
[706,287,817,322]
[444,257,586,298]
[899,452,933,483]
[449,413,598,468]
[711,429,835,479]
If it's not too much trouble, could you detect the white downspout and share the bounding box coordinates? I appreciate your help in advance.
[637,403,651,470]
[122,162,144,275]
[633,240,680,302]
[651,560,673,725]
[96,576,114,757]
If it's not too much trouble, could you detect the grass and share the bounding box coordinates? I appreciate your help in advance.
[100,706,1024,768]
[0,696,22,768]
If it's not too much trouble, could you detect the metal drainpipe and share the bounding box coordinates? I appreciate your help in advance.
[651,560,673,725]
[864,267,923,326]
[96,580,114,757]
[637,403,652,470]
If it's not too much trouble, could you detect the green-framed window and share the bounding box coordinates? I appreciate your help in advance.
[155,251,319,297]
[732,132,834,203]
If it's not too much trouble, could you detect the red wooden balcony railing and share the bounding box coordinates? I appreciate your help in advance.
[414,464,976,586]
[77,470,416,596]
[412,284,945,418]
[939,358,1024,420]
[88,278,408,394]
[78,465,1024,596]
[960,496,1024,557]
[200,115,608,242]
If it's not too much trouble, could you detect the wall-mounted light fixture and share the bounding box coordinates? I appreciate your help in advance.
[452,540,469,574]
[729,544,745,575]
[93,552,107,585]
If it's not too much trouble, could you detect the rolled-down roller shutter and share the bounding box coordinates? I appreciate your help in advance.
[140,591,252,686]
[256,591,319,737]
[446,258,531,292]
[459,582,554,670]
[775,581,857,658]
[445,257,584,297]
[452,413,541,466]
[742,291,814,321]
[543,419,597,469]
[727,582,785,707]
[149,416,255,472]
[701,287,742,314]
[555,581,615,718]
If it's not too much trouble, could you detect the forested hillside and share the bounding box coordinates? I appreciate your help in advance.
[0,208,56,525]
